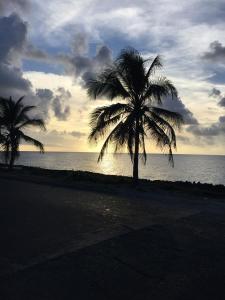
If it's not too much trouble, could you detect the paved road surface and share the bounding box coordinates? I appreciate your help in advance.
[0,178,225,299]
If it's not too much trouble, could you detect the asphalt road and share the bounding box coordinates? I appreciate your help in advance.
[0,178,225,299]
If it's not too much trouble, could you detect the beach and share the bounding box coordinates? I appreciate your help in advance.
[0,167,225,299]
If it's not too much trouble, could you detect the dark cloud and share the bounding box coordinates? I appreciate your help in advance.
[219,115,225,123]
[35,88,54,119]
[25,44,49,60]
[218,97,225,107]
[208,87,225,108]
[57,33,113,84]
[0,13,27,62]
[202,41,225,64]
[0,13,72,127]
[0,64,31,97]
[71,32,89,56]
[0,14,58,122]
[35,88,72,121]
[70,131,86,138]
[0,0,29,15]
[160,96,198,125]
[95,46,112,66]
[9,29,113,87]
[36,88,54,100]
[0,14,32,97]
[187,115,225,138]
[209,87,221,97]
[52,87,71,121]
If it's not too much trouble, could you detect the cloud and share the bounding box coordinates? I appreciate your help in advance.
[0,13,67,124]
[25,129,86,150]
[52,87,71,121]
[0,64,31,97]
[35,88,54,119]
[0,0,29,15]
[0,14,71,123]
[57,34,113,84]
[209,87,225,108]
[161,96,198,125]
[70,131,86,138]
[209,87,221,97]
[0,13,27,62]
[35,87,72,121]
[25,44,49,60]
[71,32,89,56]
[36,88,54,100]
[176,135,190,144]
[202,41,225,64]
[187,115,225,138]
[218,97,225,107]
[0,13,32,97]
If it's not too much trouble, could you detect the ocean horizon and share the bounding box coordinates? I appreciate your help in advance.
[2,152,224,186]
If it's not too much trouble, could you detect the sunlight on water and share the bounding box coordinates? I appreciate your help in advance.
[98,153,133,176]
[2,152,225,185]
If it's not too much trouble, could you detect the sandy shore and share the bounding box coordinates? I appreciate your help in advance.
[0,167,225,299]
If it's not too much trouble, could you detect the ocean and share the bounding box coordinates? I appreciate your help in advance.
[3,152,224,186]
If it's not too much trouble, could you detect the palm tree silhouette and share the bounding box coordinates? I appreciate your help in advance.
[0,96,45,170]
[87,48,184,182]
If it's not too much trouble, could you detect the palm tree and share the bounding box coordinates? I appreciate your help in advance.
[87,48,184,182]
[0,96,45,170]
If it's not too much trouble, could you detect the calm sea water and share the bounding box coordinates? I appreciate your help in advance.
[3,152,224,186]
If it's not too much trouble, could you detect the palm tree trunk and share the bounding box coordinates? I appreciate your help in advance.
[133,118,139,183]
[9,151,15,170]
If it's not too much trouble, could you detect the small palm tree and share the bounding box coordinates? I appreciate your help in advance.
[87,48,184,182]
[0,96,45,170]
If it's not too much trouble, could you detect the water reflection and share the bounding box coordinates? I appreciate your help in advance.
[5,152,225,185]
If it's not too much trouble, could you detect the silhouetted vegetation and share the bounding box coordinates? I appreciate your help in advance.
[0,96,45,170]
[87,48,184,182]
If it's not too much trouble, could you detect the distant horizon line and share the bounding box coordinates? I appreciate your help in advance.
[13,151,225,157]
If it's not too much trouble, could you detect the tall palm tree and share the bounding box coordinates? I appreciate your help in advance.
[87,48,184,182]
[0,96,45,170]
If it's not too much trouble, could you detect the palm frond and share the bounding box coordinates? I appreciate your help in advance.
[20,132,44,153]
[12,96,25,121]
[145,55,162,79]
[145,77,178,104]
[89,103,129,141]
[148,106,183,129]
[17,118,46,130]
[139,123,147,164]
[0,97,10,118]
[143,115,174,166]
[87,67,130,100]
[116,47,146,97]
[15,96,25,106]
[97,121,124,162]
[146,111,177,148]
[15,105,36,124]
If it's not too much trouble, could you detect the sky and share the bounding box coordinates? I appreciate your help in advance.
[0,0,225,154]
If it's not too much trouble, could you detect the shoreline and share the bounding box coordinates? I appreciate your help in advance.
[1,152,224,186]
[3,151,225,156]
[0,164,224,200]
